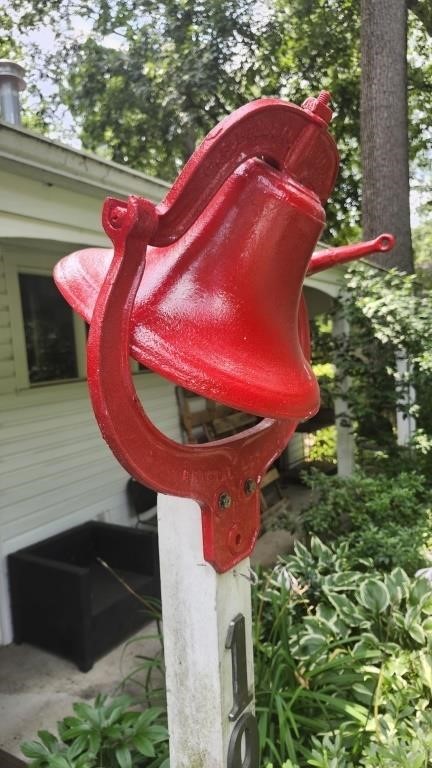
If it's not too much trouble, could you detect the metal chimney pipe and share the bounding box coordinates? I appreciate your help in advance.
[0,60,26,125]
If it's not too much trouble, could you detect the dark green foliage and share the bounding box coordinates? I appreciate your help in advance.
[261,0,362,243]
[2,1,431,245]
[346,523,429,576]
[51,0,273,180]
[413,220,432,287]
[311,260,432,473]
[302,469,432,574]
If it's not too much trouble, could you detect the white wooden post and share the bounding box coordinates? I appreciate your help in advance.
[395,349,416,446]
[333,311,355,477]
[157,493,257,768]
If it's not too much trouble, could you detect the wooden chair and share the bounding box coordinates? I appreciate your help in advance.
[175,386,216,443]
[176,386,258,443]
[260,467,292,530]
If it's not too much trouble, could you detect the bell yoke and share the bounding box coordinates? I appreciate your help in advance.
[54,91,394,573]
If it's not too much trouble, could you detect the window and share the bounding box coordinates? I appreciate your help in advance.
[5,246,145,389]
[19,273,79,384]
[4,246,88,388]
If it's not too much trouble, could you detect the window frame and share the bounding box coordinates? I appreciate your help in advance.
[5,249,87,389]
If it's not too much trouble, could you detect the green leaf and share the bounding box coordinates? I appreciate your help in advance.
[310,536,333,562]
[61,726,91,740]
[105,696,132,719]
[133,734,156,757]
[76,755,95,768]
[352,682,374,705]
[409,577,432,606]
[106,706,125,726]
[67,735,88,759]
[135,708,165,728]
[297,633,327,656]
[144,725,169,742]
[47,757,70,768]
[384,573,403,605]
[358,579,390,613]
[35,731,58,753]
[72,702,100,727]
[418,652,432,690]
[21,741,49,759]
[115,746,132,768]
[408,622,426,644]
[88,733,101,754]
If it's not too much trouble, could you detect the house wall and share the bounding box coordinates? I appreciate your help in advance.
[0,373,181,645]
[0,239,181,647]
[0,169,105,244]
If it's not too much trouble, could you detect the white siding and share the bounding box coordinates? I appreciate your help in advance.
[0,252,14,395]
[0,373,181,644]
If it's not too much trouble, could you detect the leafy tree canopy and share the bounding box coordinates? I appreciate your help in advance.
[2,0,432,244]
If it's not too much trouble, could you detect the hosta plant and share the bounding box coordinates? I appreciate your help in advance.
[254,536,432,766]
[21,694,169,768]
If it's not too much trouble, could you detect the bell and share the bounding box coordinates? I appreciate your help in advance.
[54,94,339,420]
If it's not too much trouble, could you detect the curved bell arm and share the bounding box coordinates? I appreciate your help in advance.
[87,195,297,572]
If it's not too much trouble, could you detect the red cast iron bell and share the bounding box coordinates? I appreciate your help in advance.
[55,94,340,420]
[54,92,394,572]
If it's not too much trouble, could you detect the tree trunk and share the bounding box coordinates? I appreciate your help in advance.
[360,0,413,273]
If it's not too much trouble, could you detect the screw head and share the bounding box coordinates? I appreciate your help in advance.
[218,492,232,509]
[244,478,257,495]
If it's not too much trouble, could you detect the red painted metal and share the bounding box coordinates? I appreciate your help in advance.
[151,91,338,246]
[307,233,395,275]
[54,94,394,572]
[56,157,324,420]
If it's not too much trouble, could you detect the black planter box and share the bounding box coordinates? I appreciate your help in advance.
[8,521,160,672]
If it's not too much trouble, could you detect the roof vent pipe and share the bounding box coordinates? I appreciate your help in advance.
[0,61,26,126]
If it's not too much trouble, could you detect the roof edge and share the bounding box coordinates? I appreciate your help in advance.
[0,120,170,200]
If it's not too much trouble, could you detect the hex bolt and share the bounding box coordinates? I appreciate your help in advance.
[219,492,232,509]
[302,90,332,124]
[317,90,331,105]
[244,478,257,495]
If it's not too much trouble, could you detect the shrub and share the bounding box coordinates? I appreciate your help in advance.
[307,426,337,467]
[301,469,432,574]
